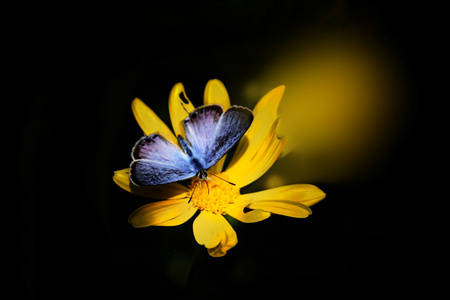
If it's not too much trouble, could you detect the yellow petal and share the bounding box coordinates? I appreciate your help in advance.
[203,79,231,174]
[153,204,198,227]
[113,168,188,199]
[209,156,227,175]
[224,86,286,187]
[203,79,231,109]
[224,118,286,187]
[248,184,325,207]
[168,82,195,138]
[243,184,326,218]
[249,200,311,218]
[193,211,238,257]
[243,85,285,154]
[225,196,271,223]
[128,199,196,228]
[113,168,133,191]
[131,98,177,145]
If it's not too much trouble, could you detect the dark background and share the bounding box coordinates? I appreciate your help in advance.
[12,0,441,298]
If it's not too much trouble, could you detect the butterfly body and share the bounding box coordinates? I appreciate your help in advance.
[177,134,209,180]
[129,104,253,186]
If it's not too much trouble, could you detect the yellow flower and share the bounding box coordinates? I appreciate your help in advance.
[113,79,325,257]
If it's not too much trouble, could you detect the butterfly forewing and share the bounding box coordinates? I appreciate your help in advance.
[132,133,184,161]
[130,133,197,185]
[205,106,254,168]
[182,105,223,163]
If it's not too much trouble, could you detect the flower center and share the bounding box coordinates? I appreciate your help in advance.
[188,174,240,215]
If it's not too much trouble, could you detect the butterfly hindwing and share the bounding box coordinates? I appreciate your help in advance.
[130,133,197,185]
[205,106,254,168]
[130,159,197,186]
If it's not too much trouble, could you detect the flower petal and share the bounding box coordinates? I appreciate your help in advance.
[225,196,271,223]
[242,184,325,218]
[223,86,286,187]
[249,200,311,218]
[128,199,196,228]
[203,79,231,174]
[154,204,198,227]
[113,168,132,191]
[223,118,286,187]
[169,82,195,138]
[131,98,177,145]
[193,211,238,257]
[239,85,285,156]
[203,79,231,109]
[247,184,326,207]
[113,168,188,199]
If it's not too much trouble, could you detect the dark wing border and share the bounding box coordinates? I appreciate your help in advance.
[205,105,254,168]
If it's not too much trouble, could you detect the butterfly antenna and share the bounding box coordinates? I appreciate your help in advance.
[179,92,190,115]
[209,173,236,186]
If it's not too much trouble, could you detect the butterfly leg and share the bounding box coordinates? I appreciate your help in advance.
[188,183,197,204]
[204,179,210,195]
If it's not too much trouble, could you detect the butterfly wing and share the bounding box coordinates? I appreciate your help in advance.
[205,105,254,168]
[129,133,197,185]
[182,104,223,167]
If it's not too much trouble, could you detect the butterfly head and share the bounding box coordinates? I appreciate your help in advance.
[197,169,208,181]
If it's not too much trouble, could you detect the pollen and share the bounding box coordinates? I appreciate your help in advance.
[188,174,240,215]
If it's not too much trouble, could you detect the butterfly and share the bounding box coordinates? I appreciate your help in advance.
[129,104,254,186]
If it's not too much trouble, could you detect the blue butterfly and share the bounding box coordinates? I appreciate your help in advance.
[129,104,254,186]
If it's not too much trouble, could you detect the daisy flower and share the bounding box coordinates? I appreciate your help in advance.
[113,79,325,257]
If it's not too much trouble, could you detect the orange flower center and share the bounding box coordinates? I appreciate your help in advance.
[188,174,240,215]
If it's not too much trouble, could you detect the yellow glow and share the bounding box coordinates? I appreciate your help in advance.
[242,32,406,182]
[264,173,285,190]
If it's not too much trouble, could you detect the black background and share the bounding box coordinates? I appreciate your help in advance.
[12,0,441,298]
